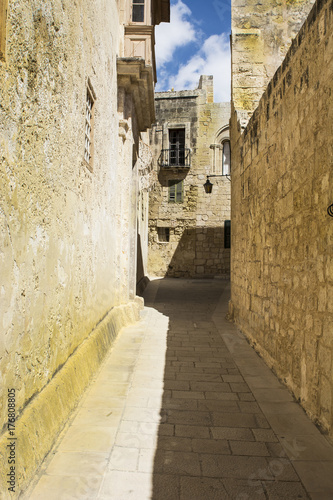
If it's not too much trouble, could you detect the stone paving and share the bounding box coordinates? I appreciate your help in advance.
[27,279,333,499]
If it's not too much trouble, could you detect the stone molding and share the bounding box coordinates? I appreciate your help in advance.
[117,57,155,132]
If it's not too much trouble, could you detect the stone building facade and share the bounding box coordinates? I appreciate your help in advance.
[0,0,169,495]
[148,76,231,279]
[230,0,333,437]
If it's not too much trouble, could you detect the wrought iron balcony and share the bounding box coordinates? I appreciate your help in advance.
[158,148,191,169]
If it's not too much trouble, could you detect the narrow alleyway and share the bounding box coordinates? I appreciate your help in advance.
[27,279,333,499]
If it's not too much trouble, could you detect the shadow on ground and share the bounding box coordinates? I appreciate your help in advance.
[143,278,309,500]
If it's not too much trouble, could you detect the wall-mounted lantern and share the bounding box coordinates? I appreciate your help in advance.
[203,174,231,194]
[203,177,213,194]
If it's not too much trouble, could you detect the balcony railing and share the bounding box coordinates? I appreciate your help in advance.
[158,148,191,169]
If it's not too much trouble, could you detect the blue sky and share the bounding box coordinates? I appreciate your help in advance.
[155,0,231,102]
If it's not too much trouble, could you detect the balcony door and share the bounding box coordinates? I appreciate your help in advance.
[169,129,185,166]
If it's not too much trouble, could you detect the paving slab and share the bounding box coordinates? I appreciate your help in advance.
[180,476,229,500]
[26,278,333,499]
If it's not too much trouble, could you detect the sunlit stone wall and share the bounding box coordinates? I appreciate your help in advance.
[230,0,333,436]
[0,0,143,494]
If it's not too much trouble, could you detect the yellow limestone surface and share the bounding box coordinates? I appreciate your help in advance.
[0,300,142,498]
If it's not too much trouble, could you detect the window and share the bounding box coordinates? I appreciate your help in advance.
[224,220,231,249]
[168,180,183,203]
[132,0,145,22]
[84,81,95,170]
[222,140,231,176]
[169,128,185,166]
[0,0,8,61]
[157,227,170,242]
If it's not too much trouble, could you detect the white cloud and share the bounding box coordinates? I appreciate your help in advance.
[155,0,197,67]
[172,33,231,102]
[155,2,231,102]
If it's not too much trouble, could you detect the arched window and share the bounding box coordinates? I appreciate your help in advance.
[222,140,231,176]
[212,126,231,176]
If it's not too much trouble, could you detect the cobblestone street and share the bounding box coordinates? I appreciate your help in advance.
[27,279,333,499]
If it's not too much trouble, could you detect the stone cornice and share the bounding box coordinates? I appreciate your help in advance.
[117,58,155,132]
[125,25,154,36]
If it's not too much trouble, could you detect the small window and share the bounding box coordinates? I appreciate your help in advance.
[0,0,8,61]
[157,227,170,243]
[224,220,231,249]
[168,180,183,203]
[222,140,231,176]
[84,81,95,170]
[132,0,144,22]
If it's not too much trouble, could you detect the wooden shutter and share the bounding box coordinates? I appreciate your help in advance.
[176,181,183,202]
[168,180,183,203]
[169,182,176,202]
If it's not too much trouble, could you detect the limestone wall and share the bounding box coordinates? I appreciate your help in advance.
[0,0,144,493]
[148,77,231,278]
[231,0,315,114]
[230,0,333,436]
